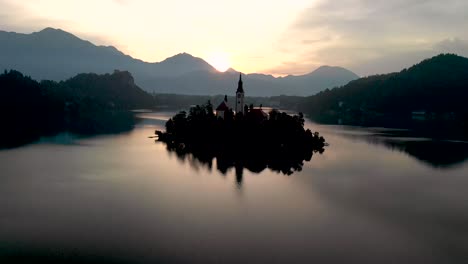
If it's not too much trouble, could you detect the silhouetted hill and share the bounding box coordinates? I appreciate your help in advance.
[56,70,154,109]
[300,54,468,136]
[0,28,358,96]
[0,70,154,147]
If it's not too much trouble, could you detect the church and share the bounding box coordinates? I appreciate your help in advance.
[215,73,246,119]
[215,73,268,120]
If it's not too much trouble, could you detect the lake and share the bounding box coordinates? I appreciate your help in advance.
[1,111,468,263]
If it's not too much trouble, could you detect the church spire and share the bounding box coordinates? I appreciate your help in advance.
[237,73,244,93]
[235,73,245,114]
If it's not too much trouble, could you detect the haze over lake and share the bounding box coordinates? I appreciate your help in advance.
[1,111,468,263]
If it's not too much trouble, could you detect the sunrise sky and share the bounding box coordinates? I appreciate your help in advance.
[1,0,467,76]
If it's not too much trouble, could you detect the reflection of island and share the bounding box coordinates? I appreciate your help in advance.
[160,134,325,186]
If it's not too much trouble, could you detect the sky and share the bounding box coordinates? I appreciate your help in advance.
[1,0,468,76]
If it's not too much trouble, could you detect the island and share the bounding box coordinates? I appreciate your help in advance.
[155,74,326,179]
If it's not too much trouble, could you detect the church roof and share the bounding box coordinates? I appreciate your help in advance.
[250,109,268,119]
[216,101,230,111]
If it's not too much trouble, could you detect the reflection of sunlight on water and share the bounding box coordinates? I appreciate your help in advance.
[136,112,175,121]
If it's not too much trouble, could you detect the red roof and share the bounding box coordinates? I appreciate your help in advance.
[216,101,229,111]
[250,109,268,119]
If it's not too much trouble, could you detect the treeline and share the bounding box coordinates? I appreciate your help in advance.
[0,69,154,148]
[299,54,468,137]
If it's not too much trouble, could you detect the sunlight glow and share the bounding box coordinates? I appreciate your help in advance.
[206,52,231,72]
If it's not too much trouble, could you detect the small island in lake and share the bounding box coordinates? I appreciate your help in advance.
[156,74,326,178]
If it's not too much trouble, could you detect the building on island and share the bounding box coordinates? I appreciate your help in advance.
[235,73,245,114]
[249,108,268,120]
[215,73,266,120]
[216,95,230,119]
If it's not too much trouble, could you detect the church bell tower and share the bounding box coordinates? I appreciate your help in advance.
[235,73,245,114]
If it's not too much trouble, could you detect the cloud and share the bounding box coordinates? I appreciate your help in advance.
[268,0,468,76]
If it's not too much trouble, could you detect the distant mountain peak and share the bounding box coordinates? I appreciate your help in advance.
[35,27,71,36]
[307,65,360,78]
[165,52,194,59]
[313,65,347,72]
[32,27,84,44]
[162,52,194,63]
[226,68,238,73]
[38,27,62,33]
[160,52,215,72]
[316,65,332,69]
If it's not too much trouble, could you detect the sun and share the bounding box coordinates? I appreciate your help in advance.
[206,52,231,72]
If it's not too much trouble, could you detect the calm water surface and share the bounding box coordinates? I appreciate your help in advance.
[1,112,468,263]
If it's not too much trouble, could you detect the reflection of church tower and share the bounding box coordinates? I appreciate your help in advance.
[235,164,243,188]
[235,73,245,114]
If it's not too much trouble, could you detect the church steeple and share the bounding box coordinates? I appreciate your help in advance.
[235,73,245,114]
[236,73,244,93]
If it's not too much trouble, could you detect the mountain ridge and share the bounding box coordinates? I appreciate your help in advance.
[0,27,359,96]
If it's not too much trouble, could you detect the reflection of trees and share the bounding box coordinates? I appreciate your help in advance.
[383,140,468,168]
[343,131,468,168]
[157,102,326,186]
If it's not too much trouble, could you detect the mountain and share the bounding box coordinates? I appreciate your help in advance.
[299,54,468,132]
[0,28,359,96]
[276,65,360,93]
[0,28,215,79]
[147,66,359,96]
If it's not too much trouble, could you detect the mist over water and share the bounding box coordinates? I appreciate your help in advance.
[1,112,468,263]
